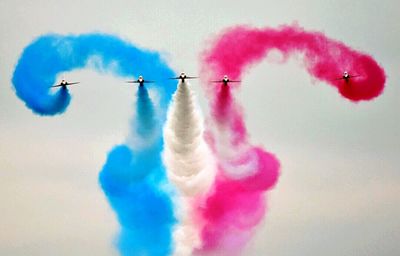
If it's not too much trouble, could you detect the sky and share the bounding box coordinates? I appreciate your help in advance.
[1,0,399,255]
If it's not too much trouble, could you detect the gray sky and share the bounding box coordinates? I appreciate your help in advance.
[0,0,399,255]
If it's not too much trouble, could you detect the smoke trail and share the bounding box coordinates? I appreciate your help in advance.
[196,24,386,254]
[203,24,386,101]
[12,33,176,115]
[12,34,178,254]
[100,86,176,256]
[164,81,214,196]
[163,81,215,256]
[194,87,280,255]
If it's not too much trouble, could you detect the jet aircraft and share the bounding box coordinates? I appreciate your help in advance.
[51,79,80,89]
[169,72,198,83]
[126,76,154,86]
[334,71,360,83]
[211,75,241,86]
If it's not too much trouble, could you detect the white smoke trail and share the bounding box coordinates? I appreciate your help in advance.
[163,81,215,256]
[208,121,258,179]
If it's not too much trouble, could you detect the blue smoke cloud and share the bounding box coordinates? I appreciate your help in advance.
[12,34,177,255]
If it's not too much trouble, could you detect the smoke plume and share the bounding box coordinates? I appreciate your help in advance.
[196,24,386,254]
[163,81,215,255]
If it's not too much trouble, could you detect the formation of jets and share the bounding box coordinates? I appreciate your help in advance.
[51,71,360,89]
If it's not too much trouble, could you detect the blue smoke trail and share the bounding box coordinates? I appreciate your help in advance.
[12,33,176,114]
[100,86,176,255]
[12,34,177,255]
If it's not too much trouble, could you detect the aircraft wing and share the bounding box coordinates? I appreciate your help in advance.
[126,80,139,83]
[168,77,180,80]
[186,76,198,79]
[67,82,80,85]
[51,82,80,88]
[211,80,241,83]
[143,80,155,83]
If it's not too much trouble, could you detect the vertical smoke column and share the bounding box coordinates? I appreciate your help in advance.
[197,24,386,254]
[12,34,178,255]
[195,84,280,255]
[163,81,215,256]
[100,86,176,256]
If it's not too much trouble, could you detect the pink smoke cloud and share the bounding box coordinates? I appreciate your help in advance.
[195,24,386,254]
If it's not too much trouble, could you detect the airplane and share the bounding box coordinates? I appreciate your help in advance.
[334,71,360,83]
[211,75,241,86]
[169,72,198,83]
[51,79,80,89]
[126,76,154,86]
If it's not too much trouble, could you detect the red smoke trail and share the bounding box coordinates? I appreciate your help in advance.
[204,25,386,101]
[195,25,386,254]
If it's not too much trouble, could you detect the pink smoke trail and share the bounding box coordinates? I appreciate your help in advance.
[204,24,386,101]
[195,24,386,254]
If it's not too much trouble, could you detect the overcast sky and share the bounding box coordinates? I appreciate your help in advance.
[0,0,399,255]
